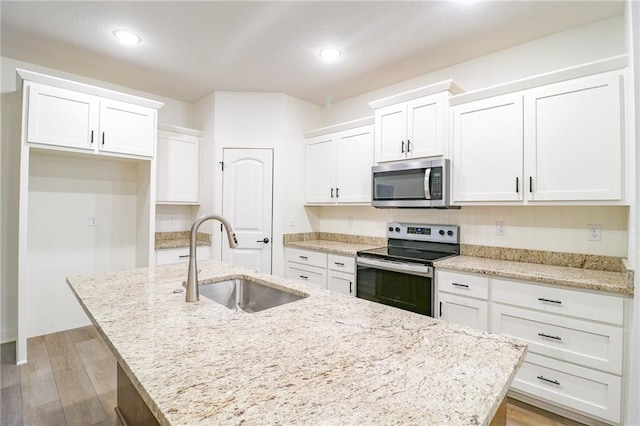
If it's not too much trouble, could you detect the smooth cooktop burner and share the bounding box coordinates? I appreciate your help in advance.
[357,246,457,264]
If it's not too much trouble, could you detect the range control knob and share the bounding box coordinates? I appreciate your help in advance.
[439,230,445,236]
[447,230,454,236]
[395,227,401,232]
[388,226,394,232]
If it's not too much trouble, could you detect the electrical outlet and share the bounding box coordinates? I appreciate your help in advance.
[496,221,506,236]
[89,216,97,227]
[588,224,601,241]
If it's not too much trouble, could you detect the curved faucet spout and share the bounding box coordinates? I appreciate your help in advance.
[186,214,238,302]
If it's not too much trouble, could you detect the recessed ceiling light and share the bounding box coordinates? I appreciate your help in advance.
[113,29,141,45]
[319,48,342,62]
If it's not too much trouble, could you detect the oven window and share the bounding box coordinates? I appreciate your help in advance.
[373,168,426,200]
[356,264,432,317]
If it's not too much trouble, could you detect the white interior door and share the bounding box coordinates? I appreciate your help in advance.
[221,148,273,273]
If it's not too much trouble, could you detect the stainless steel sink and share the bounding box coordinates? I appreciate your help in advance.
[197,279,305,313]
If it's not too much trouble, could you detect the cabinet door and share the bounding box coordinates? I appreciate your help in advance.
[156,130,200,204]
[328,271,355,296]
[524,73,623,201]
[452,93,523,202]
[375,104,407,162]
[406,95,443,158]
[99,99,156,157]
[27,83,98,151]
[438,292,489,331]
[305,135,337,203]
[335,126,374,203]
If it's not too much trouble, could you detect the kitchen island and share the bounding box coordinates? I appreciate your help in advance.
[67,260,526,425]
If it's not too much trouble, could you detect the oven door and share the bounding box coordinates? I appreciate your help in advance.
[356,257,433,317]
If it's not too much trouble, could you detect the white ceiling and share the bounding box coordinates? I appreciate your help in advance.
[0,1,625,106]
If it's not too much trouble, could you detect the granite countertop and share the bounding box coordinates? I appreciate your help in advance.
[155,231,211,250]
[283,232,385,256]
[435,255,633,296]
[67,261,526,426]
[284,239,381,256]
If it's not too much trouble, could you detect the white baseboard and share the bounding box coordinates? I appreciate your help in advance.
[1,327,17,344]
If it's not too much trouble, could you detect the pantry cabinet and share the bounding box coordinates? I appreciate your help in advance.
[26,82,157,158]
[370,80,462,163]
[156,125,202,204]
[451,70,624,204]
[304,119,374,205]
[15,69,163,365]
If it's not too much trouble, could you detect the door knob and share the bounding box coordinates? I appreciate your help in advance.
[257,237,270,243]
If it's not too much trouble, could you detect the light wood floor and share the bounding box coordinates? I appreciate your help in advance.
[1,326,585,426]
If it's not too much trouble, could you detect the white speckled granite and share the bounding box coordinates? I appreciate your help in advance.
[67,261,526,426]
[435,256,633,296]
[284,239,381,256]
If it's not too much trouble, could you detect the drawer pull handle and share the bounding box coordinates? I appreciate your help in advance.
[349,281,353,294]
[334,262,345,266]
[299,256,308,260]
[178,254,190,259]
[537,375,560,386]
[299,275,308,280]
[538,297,562,304]
[538,333,562,341]
[452,283,469,288]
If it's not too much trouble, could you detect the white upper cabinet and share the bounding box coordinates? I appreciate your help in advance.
[370,80,462,163]
[452,94,524,202]
[98,99,156,157]
[524,74,622,202]
[304,118,374,205]
[156,125,202,204]
[451,65,625,205]
[27,83,99,151]
[21,70,162,159]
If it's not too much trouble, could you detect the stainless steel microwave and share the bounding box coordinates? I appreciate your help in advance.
[371,158,455,208]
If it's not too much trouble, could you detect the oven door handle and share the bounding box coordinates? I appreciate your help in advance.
[357,257,432,277]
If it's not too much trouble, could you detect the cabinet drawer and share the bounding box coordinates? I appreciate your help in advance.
[436,270,489,300]
[286,262,327,289]
[285,248,327,268]
[512,353,621,424]
[492,278,623,325]
[155,245,211,266]
[493,304,623,374]
[328,254,355,273]
[438,292,489,332]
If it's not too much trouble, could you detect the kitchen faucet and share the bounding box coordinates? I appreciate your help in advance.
[185,214,238,302]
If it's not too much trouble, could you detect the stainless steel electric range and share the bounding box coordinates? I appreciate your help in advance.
[356,222,460,317]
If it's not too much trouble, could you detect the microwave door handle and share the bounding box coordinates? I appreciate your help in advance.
[424,168,431,199]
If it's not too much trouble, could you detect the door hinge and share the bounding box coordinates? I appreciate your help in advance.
[219,161,224,171]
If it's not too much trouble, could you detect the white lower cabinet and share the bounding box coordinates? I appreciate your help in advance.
[155,245,211,266]
[436,270,489,331]
[436,269,626,424]
[285,248,356,295]
[513,353,622,424]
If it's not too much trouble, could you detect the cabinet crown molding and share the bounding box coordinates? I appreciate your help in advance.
[158,123,203,137]
[17,68,164,110]
[368,79,463,110]
[303,116,374,139]
[449,54,628,106]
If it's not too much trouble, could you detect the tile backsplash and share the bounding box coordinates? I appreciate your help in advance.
[311,205,629,257]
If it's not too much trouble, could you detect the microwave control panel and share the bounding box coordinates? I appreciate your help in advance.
[430,167,443,200]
